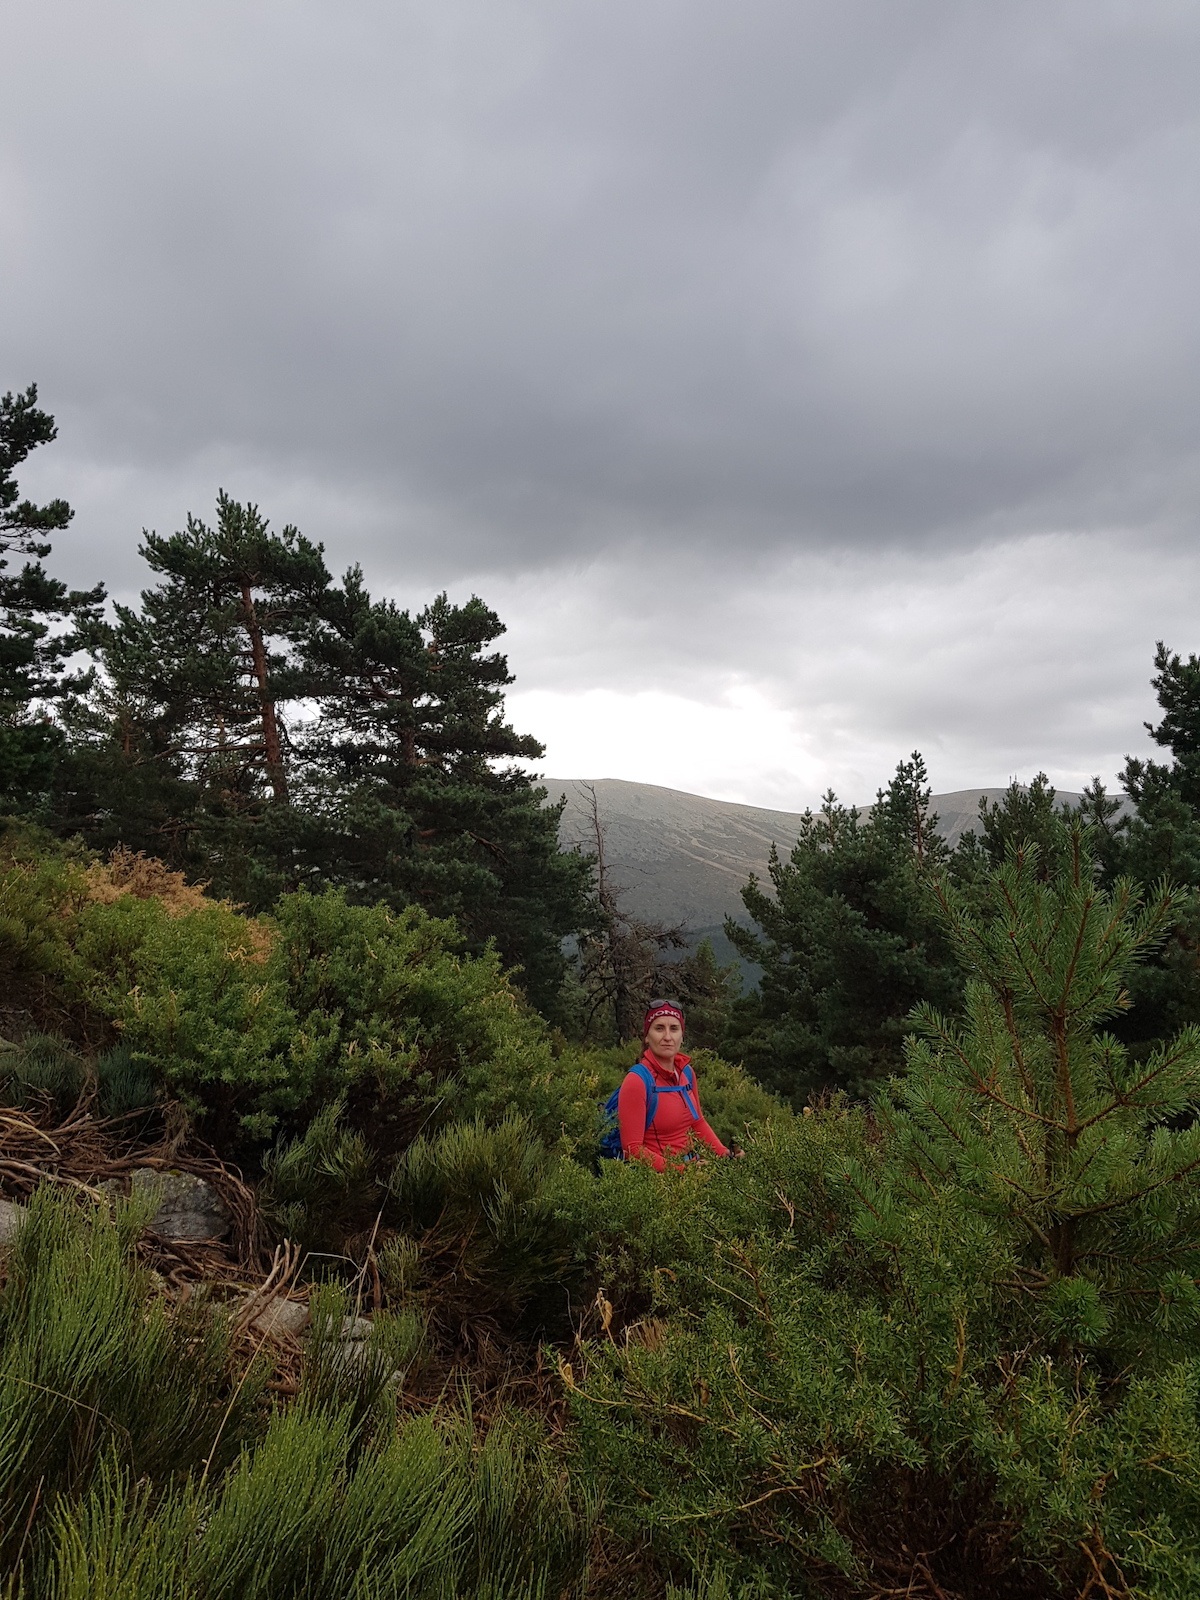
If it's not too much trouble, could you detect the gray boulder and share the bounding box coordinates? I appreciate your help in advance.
[131,1169,231,1241]
[245,1296,310,1338]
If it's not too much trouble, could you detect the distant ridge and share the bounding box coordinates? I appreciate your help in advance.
[541,778,1086,961]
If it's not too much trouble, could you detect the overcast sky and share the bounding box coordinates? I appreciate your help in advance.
[5,0,1200,808]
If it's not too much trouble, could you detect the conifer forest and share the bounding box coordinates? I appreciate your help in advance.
[7,384,1200,1598]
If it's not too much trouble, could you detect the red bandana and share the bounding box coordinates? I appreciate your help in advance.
[643,1001,685,1034]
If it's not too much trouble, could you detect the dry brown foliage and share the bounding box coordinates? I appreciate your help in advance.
[231,918,275,964]
[84,847,216,917]
[81,847,275,963]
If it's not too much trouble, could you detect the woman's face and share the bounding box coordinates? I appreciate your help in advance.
[646,1014,684,1060]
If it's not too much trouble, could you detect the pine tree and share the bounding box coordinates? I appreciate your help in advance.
[1074,643,1200,1053]
[655,937,741,1050]
[724,753,962,1102]
[950,773,1076,880]
[1083,642,1200,893]
[0,385,104,807]
[68,492,329,897]
[64,493,591,1009]
[1125,641,1200,811]
[117,491,330,807]
[854,827,1200,1355]
[299,572,591,1015]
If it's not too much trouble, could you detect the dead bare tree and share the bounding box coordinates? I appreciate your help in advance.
[573,784,685,1043]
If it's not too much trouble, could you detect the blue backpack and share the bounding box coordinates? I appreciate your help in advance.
[599,1061,699,1160]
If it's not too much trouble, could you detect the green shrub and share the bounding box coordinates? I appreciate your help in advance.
[565,1110,1200,1596]
[679,1047,788,1143]
[563,838,1200,1597]
[73,893,298,1140]
[300,1281,430,1429]
[0,832,595,1147]
[0,1186,266,1574]
[95,1043,157,1119]
[3,1188,592,1600]
[852,836,1200,1362]
[0,1032,85,1113]
[389,1114,586,1336]
[33,1406,592,1600]
[259,1100,378,1257]
[0,826,90,1006]
[71,886,589,1145]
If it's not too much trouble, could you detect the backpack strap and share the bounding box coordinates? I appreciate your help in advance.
[628,1061,699,1128]
[627,1061,659,1129]
[679,1065,699,1121]
[649,1073,699,1121]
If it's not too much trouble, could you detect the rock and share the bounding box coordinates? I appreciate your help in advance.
[131,1169,231,1241]
[247,1297,309,1339]
[340,1314,374,1341]
[0,1197,25,1247]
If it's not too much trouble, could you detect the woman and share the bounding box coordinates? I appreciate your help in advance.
[617,1000,731,1169]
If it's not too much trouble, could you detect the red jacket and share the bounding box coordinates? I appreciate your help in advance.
[617,1049,729,1171]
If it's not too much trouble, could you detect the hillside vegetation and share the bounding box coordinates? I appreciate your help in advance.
[3,817,1200,1599]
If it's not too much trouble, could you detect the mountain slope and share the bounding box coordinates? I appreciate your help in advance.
[542,778,1086,952]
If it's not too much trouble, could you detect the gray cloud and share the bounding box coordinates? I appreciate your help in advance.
[8,1,1200,570]
[4,1,1200,801]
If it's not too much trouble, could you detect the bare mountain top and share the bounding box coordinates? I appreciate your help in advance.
[542,778,1084,950]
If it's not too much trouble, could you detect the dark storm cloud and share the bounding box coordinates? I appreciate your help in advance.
[6,0,1200,585]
